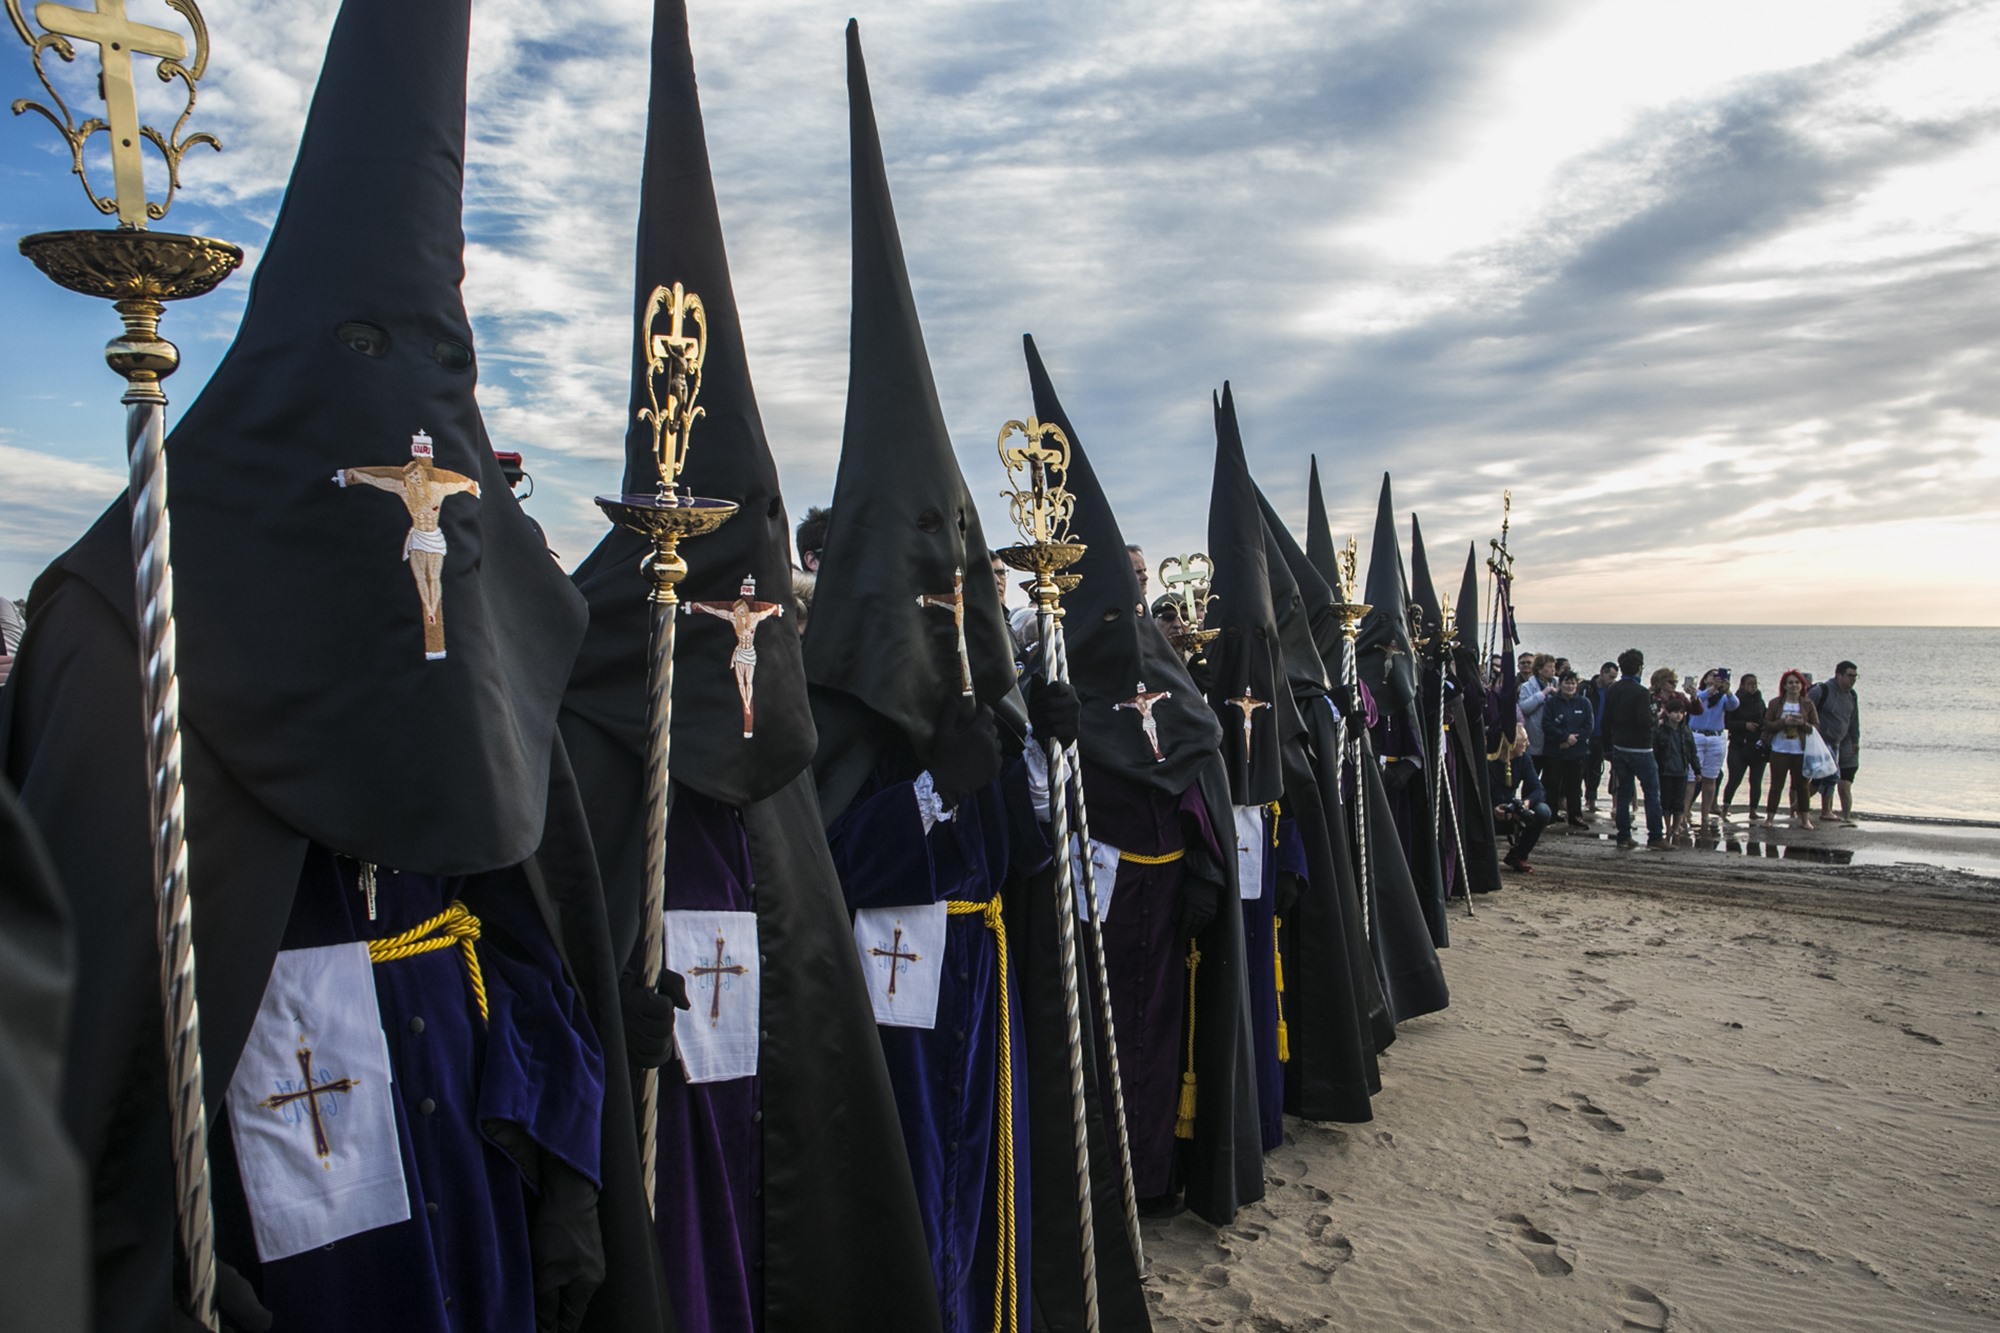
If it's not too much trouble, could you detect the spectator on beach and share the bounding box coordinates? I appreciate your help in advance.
[1687,668,1738,832]
[1604,648,1665,849]
[1762,669,1820,829]
[1517,651,1535,686]
[1492,728,1552,873]
[1127,544,1149,610]
[1585,660,1617,813]
[1519,653,1557,752]
[1810,662,1861,826]
[1722,673,1768,816]
[1541,671,1594,828]
[1654,694,1697,842]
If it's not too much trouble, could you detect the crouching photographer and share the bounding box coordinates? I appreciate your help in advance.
[1489,727,1552,874]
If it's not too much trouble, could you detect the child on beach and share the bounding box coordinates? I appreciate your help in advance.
[1654,693,1697,841]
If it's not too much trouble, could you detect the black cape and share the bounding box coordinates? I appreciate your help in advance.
[1023,335,1262,1223]
[0,776,86,1333]
[556,4,936,1329]
[1,516,667,1333]
[1452,545,1503,893]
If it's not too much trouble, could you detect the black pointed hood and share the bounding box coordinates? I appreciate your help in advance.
[1356,473,1416,713]
[1409,513,1442,651]
[1024,336,1221,793]
[1205,385,1284,806]
[1305,455,1340,590]
[804,21,1017,819]
[1256,486,1339,692]
[564,0,814,808]
[1455,542,1484,686]
[156,0,583,872]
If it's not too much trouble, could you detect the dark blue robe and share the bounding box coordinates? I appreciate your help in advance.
[827,758,1043,1333]
[653,793,763,1333]
[1240,806,1305,1153]
[216,848,604,1333]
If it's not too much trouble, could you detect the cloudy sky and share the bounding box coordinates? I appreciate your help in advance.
[3,0,1996,625]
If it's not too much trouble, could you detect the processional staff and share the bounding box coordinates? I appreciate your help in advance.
[1332,540,1375,944]
[11,3,242,1324]
[994,418,1119,1332]
[1482,489,1514,677]
[594,282,737,1216]
[1435,592,1474,918]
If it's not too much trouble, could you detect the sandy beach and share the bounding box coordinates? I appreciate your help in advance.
[1142,822,2000,1332]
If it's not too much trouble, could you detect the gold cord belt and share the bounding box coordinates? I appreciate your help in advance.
[945,896,1018,1333]
[1273,915,1289,1064]
[367,902,487,1023]
[1118,848,1185,866]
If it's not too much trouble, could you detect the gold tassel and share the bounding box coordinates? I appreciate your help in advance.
[1176,942,1201,1140]
[1273,915,1289,1064]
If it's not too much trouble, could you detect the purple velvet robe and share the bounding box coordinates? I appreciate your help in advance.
[217,848,605,1333]
[1241,806,1304,1154]
[1076,761,1225,1198]
[653,793,764,1332]
[826,758,1044,1333]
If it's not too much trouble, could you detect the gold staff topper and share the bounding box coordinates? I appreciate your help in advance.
[1334,537,1372,630]
[9,0,219,227]
[597,281,736,603]
[995,417,1085,607]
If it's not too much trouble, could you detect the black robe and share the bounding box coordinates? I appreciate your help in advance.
[1,514,669,1333]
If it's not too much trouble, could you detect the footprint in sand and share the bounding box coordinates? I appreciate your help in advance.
[1494,1117,1533,1147]
[1292,1234,1355,1283]
[1602,998,1637,1014]
[1490,1214,1573,1276]
[1605,1167,1666,1200]
[1551,1092,1626,1133]
[1520,1053,1549,1074]
[1618,1065,1660,1087]
[1620,1283,1670,1329]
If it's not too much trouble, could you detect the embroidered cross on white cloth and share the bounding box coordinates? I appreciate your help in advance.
[667,910,761,1083]
[225,943,408,1261]
[853,903,947,1029]
[1233,804,1268,902]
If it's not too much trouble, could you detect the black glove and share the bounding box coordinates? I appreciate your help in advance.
[172,1261,272,1333]
[1276,869,1302,920]
[1176,871,1219,940]
[928,697,1002,805]
[1025,676,1080,747]
[621,967,690,1070]
[1328,684,1357,721]
[532,1159,607,1333]
[1186,652,1215,697]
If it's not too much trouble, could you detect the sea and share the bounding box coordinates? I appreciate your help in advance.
[1513,625,1999,824]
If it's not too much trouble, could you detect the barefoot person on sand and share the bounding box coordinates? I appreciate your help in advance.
[1762,669,1820,829]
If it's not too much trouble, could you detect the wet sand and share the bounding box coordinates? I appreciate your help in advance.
[1142,822,2000,1331]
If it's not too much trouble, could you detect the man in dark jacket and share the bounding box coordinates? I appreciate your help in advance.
[1601,649,1664,850]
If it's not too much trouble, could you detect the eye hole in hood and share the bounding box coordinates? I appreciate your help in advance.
[334,321,390,358]
[432,338,473,372]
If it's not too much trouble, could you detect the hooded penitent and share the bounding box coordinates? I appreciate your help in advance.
[0,2,666,1331]
[1299,461,1448,1025]
[1204,385,1294,1151]
[1025,335,1264,1225]
[808,26,1149,1333]
[1454,543,1504,894]
[802,24,1018,827]
[1303,455,1353,691]
[557,5,936,1331]
[1254,488,1395,1061]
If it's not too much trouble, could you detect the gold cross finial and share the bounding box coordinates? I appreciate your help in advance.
[1158,553,1214,626]
[997,416,1074,547]
[9,0,219,226]
[636,281,708,499]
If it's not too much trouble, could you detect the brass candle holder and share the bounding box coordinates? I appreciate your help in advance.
[11,4,241,1324]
